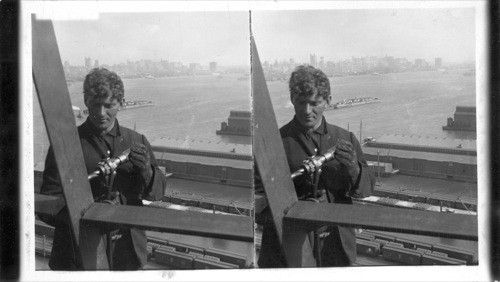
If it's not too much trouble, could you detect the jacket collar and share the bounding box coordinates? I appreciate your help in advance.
[82,118,121,137]
[291,116,328,136]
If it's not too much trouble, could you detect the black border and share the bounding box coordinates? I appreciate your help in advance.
[0,0,20,280]
[489,0,500,280]
[0,1,498,280]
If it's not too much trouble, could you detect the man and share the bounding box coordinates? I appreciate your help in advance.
[258,65,375,267]
[40,68,167,270]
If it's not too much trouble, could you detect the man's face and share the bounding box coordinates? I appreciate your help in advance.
[291,93,330,130]
[85,95,120,132]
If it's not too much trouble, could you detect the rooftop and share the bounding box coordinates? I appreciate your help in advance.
[153,151,252,170]
[165,178,252,203]
[363,146,477,165]
[151,137,252,156]
[374,133,476,151]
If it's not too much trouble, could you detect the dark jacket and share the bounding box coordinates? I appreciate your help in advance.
[40,119,166,270]
[258,117,374,268]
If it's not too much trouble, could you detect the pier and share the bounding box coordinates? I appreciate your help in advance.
[442,106,476,132]
[216,110,252,137]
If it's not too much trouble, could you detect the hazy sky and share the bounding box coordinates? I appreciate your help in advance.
[53,12,250,67]
[53,8,476,67]
[252,8,476,64]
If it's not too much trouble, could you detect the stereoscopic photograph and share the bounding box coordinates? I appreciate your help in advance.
[251,7,481,270]
[21,1,489,281]
[31,10,254,272]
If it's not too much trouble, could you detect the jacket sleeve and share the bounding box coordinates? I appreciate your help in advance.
[39,146,69,227]
[348,132,375,198]
[40,146,63,197]
[141,135,167,201]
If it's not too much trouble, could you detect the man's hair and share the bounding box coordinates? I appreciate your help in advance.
[83,68,124,102]
[289,65,330,100]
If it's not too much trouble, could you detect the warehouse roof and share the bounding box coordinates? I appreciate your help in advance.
[373,133,476,151]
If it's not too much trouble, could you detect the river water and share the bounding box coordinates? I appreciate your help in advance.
[33,69,476,169]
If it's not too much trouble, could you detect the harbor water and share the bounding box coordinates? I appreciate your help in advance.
[33,69,476,169]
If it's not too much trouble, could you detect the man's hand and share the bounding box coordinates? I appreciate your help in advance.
[335,139,360,184]
[129,142,153,186]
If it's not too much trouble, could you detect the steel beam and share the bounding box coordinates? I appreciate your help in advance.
[285,201,478,241]
[82,203,254,242]
[32,16,109,269]
[34,193,65,217]
[251,36,316,267]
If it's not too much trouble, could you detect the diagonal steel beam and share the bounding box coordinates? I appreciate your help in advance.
[32,16,109,269]
[285,201,478,241]
[82,203,254,242]
[251,36,316,267]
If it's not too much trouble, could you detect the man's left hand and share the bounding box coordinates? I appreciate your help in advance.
[335,139,360,184]
[129,142,153,186]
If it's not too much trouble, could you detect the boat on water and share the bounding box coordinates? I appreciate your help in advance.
[120,99,156,111]
[81,100,156,116]
[325,97,380,111]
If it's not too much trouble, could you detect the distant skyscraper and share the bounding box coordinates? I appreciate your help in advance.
[435,57,443,68]
[94,60,99,68]
[209,62,217,73]
[415,59,424,68]
[273,59,279,70]
[310,54,317,67]
[263,61,270,71]
[189,63,201,72]
[319,57,325,70]
[85,56,91,70]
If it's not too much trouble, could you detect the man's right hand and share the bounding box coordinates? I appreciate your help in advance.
[129,142,153,186]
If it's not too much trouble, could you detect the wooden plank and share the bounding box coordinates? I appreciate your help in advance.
[35,220,55,237]
[34,193,65,217]
[82,203,254,242]
[251,36,315,267]
[31,16,108,269]
[285,201,478,241]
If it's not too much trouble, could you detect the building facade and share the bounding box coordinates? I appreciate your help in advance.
[363,134,476,182]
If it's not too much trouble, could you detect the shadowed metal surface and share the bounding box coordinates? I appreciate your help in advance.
[32,16,109,269]
[82,203,254,242]
[285,201,478,241]
[34,194,65,217]
[251,36,316,267]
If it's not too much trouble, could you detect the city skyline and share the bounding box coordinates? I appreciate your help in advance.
[53,8,476,68]
[53,12,250,67]
[252,9,476,64]
[63,51,472,83]
[65,53,464,70]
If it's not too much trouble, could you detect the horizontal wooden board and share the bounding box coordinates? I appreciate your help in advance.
[35,193,65,217]
[82,203,254,242]
[285,201,477,241]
